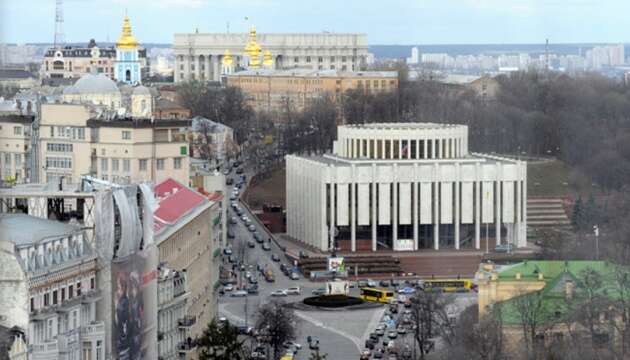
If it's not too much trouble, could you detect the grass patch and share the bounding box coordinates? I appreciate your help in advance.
[528,160,594,197]
[244,166,286,209]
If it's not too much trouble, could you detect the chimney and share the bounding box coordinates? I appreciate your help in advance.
[565,280,574,300]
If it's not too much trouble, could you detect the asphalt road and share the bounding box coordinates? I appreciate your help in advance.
[219,171,369,359]
[218,168,478,360]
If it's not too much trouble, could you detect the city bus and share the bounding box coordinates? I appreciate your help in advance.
[422,279,474,292]
[360,287,395,303]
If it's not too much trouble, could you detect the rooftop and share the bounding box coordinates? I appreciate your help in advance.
[154,178,211,237]
[230,68,397,78]
[0,213,80,246]
[340,122,464,130]
[64,73,120,95]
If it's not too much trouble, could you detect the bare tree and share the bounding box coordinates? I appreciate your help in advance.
[408,291,455,359]
[512,289,552,359]
[453,305,505,360]
[254,299,300,360]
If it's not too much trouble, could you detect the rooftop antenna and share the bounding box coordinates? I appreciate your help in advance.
[54,0,65,48]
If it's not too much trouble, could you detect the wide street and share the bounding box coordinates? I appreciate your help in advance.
[218,167,477,359]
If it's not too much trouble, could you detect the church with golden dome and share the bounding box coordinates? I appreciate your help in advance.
[114,15,142,84]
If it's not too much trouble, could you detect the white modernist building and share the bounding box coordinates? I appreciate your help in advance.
[286,123,527,252]
[173,30,368,82]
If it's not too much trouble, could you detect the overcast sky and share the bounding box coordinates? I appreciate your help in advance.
[2,0,629,45]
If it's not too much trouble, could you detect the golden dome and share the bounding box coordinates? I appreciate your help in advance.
[244,25,261,68]
[222,49,233,66]
[263,50,273,67]
[116,16,139,49]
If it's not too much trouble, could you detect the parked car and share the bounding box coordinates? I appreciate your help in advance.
[231,290,247,297]
[375,327,385,336]
[397,326,407,334]
[379,280,390,287]
[226,178,234,185]
[236,168,244,174]
[271,254,280,262]
[290,272,300,280]
[495,244,514,253]
[241,215,249,222]
[248,224,256,232]
[223,284,234,292]
[230,217,238,225]
[228,255,236,263]
[227,230,235,239]
[286,287,301,295]
[246,287,259,295]
[254,233,263,243]
[271,290,288,297]
[312,288,326,296]
[367,279,377,287]
[248,277,258,285]
[248,240,255,248]
[262,243,271,251]
[358,280,368,287]
[388,331,398,339]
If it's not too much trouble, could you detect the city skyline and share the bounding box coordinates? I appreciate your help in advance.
[2,0,630,45]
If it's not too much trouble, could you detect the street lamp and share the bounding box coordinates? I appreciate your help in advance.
[593,225,599,260]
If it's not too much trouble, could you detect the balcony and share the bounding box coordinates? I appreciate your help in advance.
[178,315,196,328]
[80,321,105,338]
[178,340,196,354]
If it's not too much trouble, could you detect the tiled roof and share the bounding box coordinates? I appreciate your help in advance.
[153,178,208,234]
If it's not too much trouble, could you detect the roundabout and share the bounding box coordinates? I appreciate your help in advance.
[303,294,364,308]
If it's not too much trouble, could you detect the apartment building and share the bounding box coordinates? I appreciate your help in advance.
[39,103,190,186]
[0,115,33,183]
[225,69,398,112]
[154,178,222,358]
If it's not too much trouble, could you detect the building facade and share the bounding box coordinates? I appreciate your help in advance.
[114,16,142,84]
[154,178,222,357]
[286,123,527,252]
[0,115,33,184]
[173,30,368,82]
[41,40,147,82]
[38,103,190,186]
[0,214,104,360]
[157,267,188,360]
[225,69,398,112]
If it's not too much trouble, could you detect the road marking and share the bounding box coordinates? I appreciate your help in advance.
[294,311,363,354]
[360,306,386,345]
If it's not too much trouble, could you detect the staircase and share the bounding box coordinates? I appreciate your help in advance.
[527,198,571,228]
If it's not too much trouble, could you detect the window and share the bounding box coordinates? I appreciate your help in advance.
[111,158,119,172]
[15,154,21,168]
[53,290,58,305]
[46,157,72,169]
[76,281,81,296]
[294,56,299,63]
[61,288,66,301]
[50,127,54,137]
[123,159,130,173]
[156,158,165,170]
[47,143,73,152]
[139,159,148,171]
[342,56,347,62]
[13,126,22,135]
[100,158,108,172]
[69,285,73,298]
[318,57,323,63]
[122,130,131,140]
[174,157,182,169]
[306,56,311,63]
[30,297,34,312]
[90,278,95,290]
[44,293,50,306]
[330,56,335,62]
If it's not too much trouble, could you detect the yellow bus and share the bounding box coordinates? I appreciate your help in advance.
[360,287,394,303]
[422,279,474,292]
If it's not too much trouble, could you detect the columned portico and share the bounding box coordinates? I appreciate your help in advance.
[286,123,528,253]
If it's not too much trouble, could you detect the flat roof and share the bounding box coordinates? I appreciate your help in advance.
[0,213,80,246]
[229,68,397,78]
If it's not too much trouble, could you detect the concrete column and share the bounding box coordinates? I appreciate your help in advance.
[212,57,220,82]
[372,164,377,251]
[434,163,439,250]
[454,164,460,249]
[516,163,522,248]
[423,138,428,159]
[194,56,201,80]
[496,175,502,246]
[398,139,402,159]
[389,139,394,159]
[206,55,212,80]
[416,139,420,159]
[350,168,356,252]
[521,163,528,246]
[392,164,398,250]
[381,139,385,160]
[329,174,336,252]
[475,163,481,249]
[413,164,419,250]
[433,139,438,159]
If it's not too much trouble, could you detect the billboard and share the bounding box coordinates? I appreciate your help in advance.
[112,246,158,360]
[326,280,350,295]
[327,256,345,272]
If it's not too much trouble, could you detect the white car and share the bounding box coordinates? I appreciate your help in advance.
[387,331,398,339]
[271,290,288,297]
[366,279,377,287]
[283,341,302,350]
[231,290,248,297]
[286,287,301,295]
[241,215,249,221]
[223,284,234,292]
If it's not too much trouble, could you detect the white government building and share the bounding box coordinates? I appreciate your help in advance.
[286,123,527,252]
[173,28,368,82]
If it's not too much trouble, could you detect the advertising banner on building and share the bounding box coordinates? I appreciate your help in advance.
[111,246,158,360]
[327,256,345,272]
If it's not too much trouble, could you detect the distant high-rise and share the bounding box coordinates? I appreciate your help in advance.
[406,46,419,65]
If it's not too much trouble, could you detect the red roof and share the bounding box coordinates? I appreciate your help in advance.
[154,178,207,234]
[196,187,224,201]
